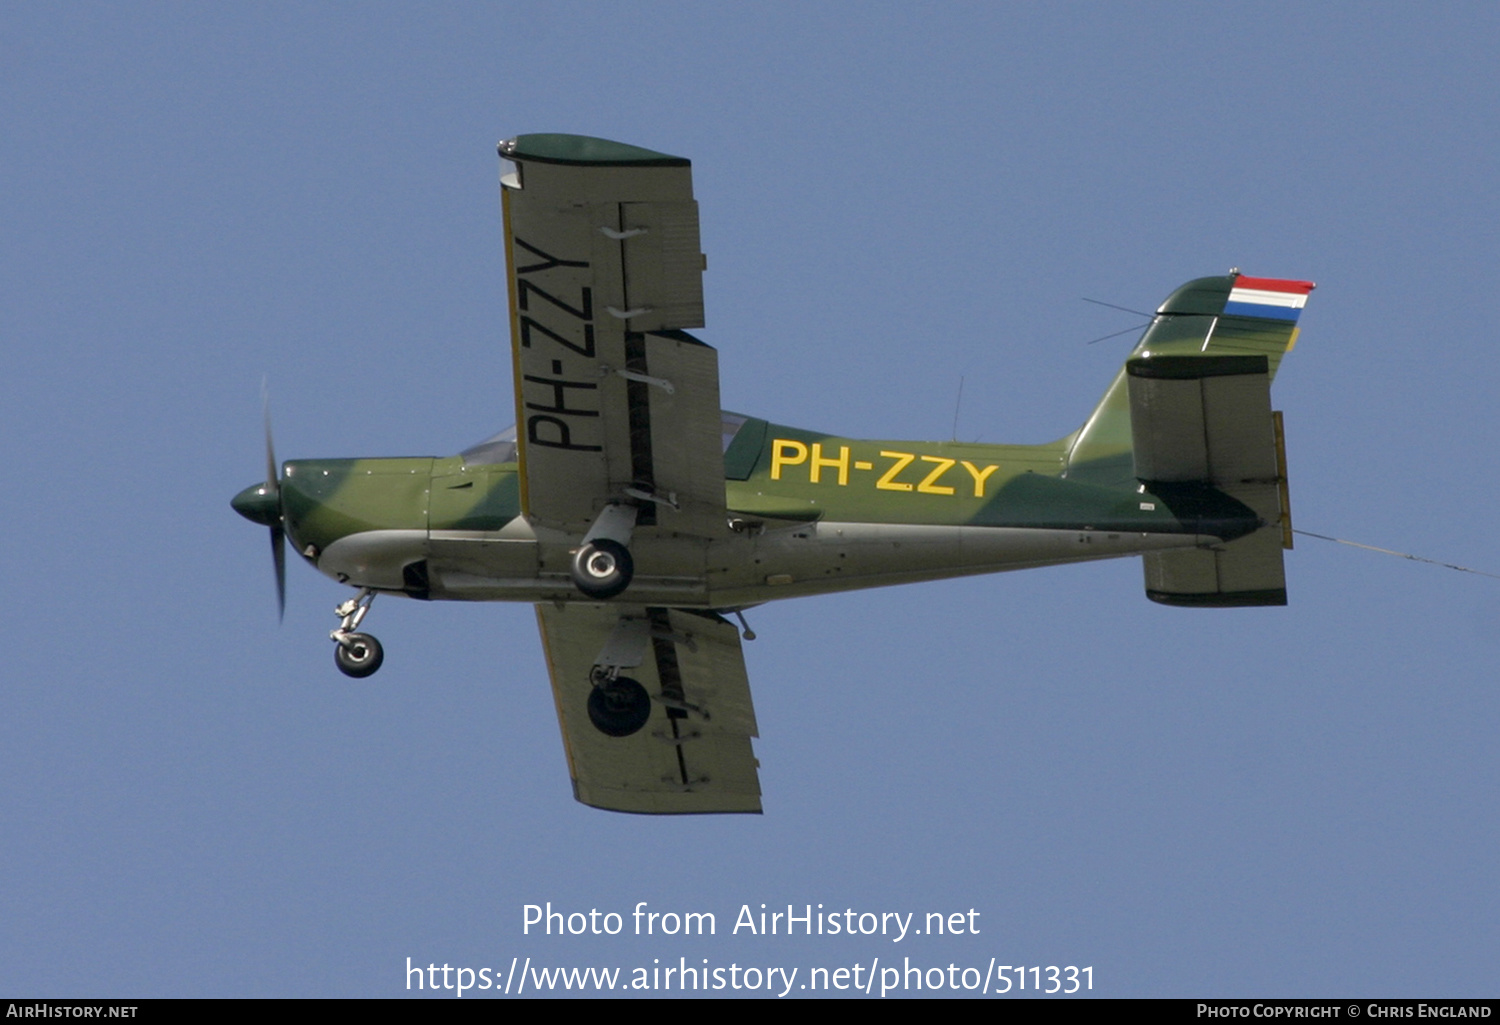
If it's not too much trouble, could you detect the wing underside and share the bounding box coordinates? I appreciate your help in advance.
[500,136,759,812]
[537,603,762,814]
[500,136,727,540]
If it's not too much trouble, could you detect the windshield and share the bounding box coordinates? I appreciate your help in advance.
[459,426,518,466]
[721,412,749,452]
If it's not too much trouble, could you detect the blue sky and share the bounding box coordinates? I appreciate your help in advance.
[3,2,1498,998]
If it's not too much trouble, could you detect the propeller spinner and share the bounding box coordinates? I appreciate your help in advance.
[230,394,287,619]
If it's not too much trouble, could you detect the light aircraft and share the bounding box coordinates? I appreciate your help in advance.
[232,133,1313,814]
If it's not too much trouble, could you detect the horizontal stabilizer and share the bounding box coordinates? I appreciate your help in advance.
[1143,540,1286,607]
[1127,355,1289,607]
[1127,355,1277,487]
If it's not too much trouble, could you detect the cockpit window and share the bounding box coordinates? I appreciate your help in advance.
[460,425,518,466]
[721,412,748,452]
[722,413,767,480]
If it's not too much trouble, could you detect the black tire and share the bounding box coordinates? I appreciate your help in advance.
[570,539,633,599]
[334,632,384,678]
[587,676,651,737]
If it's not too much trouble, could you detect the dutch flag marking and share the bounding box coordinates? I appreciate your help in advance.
[1224,276,1315,321]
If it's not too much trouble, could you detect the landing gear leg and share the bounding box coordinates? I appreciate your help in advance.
[331,589,383,678]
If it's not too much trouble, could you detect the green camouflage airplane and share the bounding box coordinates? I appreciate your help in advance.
[232,133,1312,815]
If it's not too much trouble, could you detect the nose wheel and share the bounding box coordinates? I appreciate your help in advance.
[331,589,383,678]
[334,632,384,678]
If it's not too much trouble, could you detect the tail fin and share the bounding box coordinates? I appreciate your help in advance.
[1064,273,1312,607]
[1064,273,1313,486]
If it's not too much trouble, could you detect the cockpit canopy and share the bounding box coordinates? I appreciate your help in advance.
[459,426,518,467]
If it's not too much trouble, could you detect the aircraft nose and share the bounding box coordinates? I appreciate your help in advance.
[231,482,281,527]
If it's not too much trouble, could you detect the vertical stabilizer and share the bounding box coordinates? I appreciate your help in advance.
[1065,274,1312,487]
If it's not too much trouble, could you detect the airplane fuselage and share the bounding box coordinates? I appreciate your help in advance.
[273,416,1255,611]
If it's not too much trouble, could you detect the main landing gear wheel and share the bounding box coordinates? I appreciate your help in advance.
[334,632,384,678]
[570,538,633,599]
[587,676,651,737]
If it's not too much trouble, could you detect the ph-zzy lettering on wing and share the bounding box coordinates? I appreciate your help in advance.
[511,235,604,452]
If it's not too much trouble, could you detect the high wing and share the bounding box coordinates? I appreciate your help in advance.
[499,134,761,812]
[498,133,727,541]
[536,603,762,814]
